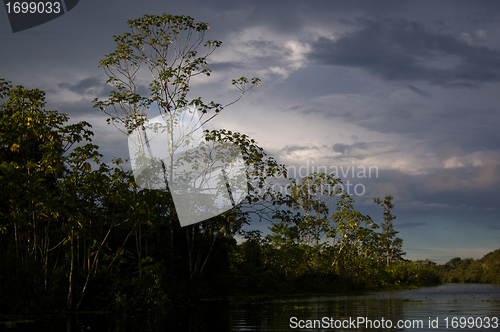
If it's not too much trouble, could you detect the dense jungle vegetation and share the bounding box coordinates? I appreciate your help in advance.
[439,249,500,284]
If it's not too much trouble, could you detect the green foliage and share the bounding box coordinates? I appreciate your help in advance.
[112,257,169,312]
[287,173,340,247]
[383,261,441,287]
[333,193,379,260]
[228,182,441,294]
[204,129,287,204]
[0,80,186,313]
[373,196,405,265]
[440,249,500,284]
[94,14,259,134]
[0,81,103,311]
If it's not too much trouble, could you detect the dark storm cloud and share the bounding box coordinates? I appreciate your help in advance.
[208,61,244,72]
[406,84,430,97]
[332,143,350,155]
[58,77,109,97]
[57,76,153,105]
[373,165,500,214]
[285,145,313,152]
[332,141,397,159]
[308,18,500,88]
[333,142,369,156]
[50,97,100,121]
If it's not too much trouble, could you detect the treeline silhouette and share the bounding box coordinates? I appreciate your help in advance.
[439,249,500,284]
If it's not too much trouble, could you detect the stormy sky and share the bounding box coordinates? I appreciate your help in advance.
[2,0,500,263]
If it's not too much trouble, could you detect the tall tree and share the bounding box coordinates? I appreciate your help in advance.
[94,14,259,185]
[0,80,115,310]
[0,82,86,281]
[94,14,259,134]
[183,130,287,277]
[270,173,342,271]
[0,79,150,311]
[373,195,405,265]
[330,193,378,277]
[94,14,261,271]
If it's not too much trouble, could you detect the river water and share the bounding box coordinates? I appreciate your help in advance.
[5,283,500,331]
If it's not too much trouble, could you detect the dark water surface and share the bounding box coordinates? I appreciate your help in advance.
[3,283,500,331]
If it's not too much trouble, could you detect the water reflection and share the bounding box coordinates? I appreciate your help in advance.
[6,284,500,331]
[210,283,500,332]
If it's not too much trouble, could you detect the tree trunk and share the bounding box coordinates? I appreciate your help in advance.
[67,227,74,311]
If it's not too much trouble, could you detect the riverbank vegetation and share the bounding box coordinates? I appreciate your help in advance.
[439,249,500,284]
